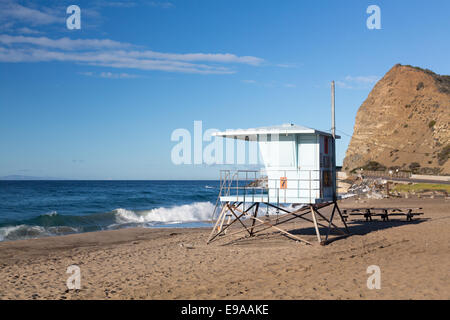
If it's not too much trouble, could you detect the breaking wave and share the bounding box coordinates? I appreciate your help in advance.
[0,225,80,242]
[114,202,214,225]
[0,202,215,242]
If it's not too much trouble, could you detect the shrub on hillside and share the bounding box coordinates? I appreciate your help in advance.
[362,161,387,172]
[408,162,421,173]
[428,120,436,128]
[438,145,450,165]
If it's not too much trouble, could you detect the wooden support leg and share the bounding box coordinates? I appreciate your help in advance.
[250,216,312,245]
[218,209,228,232]
[261,204,344,237]
[325,203,336,242]
[335,203,350,234]
[314,206,346,236]
[250,203,259,236]
[224,214,232,235]
[209,201,350,246]
[310,205,322,244]
[247,209,313,238]
[207,203,228,244]
[207,203,257,244]
[227,204,253,236]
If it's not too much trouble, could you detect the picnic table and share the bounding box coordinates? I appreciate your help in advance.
[341,207,424,222]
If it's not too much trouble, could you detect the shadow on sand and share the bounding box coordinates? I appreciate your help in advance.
[288,217,430,244]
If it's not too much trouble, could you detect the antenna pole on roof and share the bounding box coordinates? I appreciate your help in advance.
[331,80,337,201]
[331,80,335,139]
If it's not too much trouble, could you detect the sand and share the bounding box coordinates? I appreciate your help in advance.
[0,197,449,300]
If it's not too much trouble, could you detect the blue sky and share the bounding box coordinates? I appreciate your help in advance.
[0,0,449,179]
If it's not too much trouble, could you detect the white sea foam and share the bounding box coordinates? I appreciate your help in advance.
[43,210,58,216]
[114,202,215,225]
[0,225,46,241]
[0,224,79,242]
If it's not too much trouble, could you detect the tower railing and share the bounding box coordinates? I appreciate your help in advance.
[211,169,332,220]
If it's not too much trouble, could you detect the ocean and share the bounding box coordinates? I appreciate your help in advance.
[0,180,220,242]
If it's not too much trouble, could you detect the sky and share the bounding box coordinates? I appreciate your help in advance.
[0,0,449,180]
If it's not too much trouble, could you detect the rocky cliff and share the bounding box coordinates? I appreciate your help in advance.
[343,64,450,175]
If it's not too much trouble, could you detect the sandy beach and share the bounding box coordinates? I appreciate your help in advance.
[0,197,449,300]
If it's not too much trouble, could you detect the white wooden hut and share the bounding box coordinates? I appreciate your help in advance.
[207,81,349,245]
[213,123,340,204]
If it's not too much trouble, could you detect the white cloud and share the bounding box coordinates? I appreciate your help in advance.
[275,63,299,68]
[78,71,94,77]
[0,35,264,74]
[94,1,138,8]
[0,35,131,50]
[100,72,140,79]
[0,1,63,26]
[335,80,353,89]
[0,1,176,35]
[148,1,175,9]
[79,71,140,79]
[0,1,109,33]
[0,1,266,74]
[241,80,296,88]
[344,75,379,84]
[15,27,41,35]
[336,75,380,89]
[124,51,264,65]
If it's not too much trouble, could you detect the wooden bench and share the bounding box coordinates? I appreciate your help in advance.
[341,207,424,222]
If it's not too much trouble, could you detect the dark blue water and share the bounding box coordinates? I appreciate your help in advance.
[0,180,219,242]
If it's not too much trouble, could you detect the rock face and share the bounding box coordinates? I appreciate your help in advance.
[343,64,450,175]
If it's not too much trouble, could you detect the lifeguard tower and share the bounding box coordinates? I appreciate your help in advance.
[207,82,349,245]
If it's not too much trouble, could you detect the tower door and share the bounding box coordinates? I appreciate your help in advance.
[297,134,319,201]
[297,134,317,170]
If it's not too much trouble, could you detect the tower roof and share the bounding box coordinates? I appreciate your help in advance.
[213,123,340,140]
